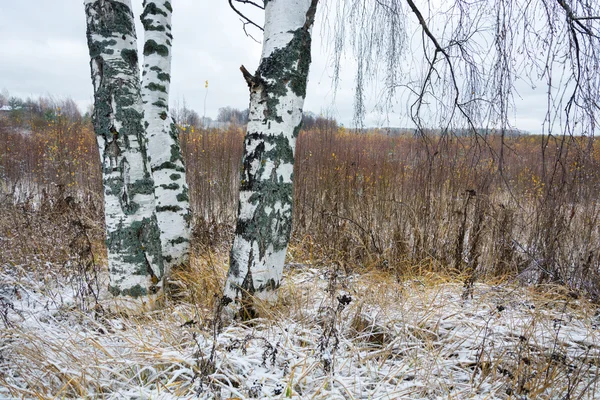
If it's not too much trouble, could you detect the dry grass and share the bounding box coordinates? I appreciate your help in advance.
[3,108,600,294]
[2,101,600,398]
[1,250,599,399]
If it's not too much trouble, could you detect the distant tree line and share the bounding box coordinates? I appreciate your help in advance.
[0,92,82,124]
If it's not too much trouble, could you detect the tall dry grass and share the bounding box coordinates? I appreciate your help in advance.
[292,125,600,299]
[2,106,600,299]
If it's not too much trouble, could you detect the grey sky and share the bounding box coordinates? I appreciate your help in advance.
[0,0,550,131]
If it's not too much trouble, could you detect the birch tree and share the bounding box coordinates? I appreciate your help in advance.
[223,0,319,318]
[140,0,191,273]
[85,0,164,308]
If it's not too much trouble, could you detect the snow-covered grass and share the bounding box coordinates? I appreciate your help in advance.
[1,251,599,399]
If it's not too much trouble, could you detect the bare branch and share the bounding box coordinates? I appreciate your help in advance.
[228,0,264,32]
[240,65,255,88]
[232,0,264,10]
[404,0,481,138]
[242,20,262,43]
[555,0,597,37]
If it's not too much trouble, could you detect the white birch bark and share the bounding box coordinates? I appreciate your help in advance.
[223,0,319,319]
[85,0,164,309]
[140,0,191,273]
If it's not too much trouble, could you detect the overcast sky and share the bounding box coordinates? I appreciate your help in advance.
[0,0,550,132]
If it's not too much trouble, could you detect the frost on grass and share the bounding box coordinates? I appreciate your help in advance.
[1,264,600,399]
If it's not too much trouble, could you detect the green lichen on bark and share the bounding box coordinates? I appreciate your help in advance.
[169,120,180,140]
[140,1,168,32]
[176,187,189,202]
[171,236,189,245]
[86,0,136,37]
[232,27,312,257]
[236,179,294,259]
[293,121,302,138]
[88,39,117,58]
[252,26,312,122]
[157,72,170,81]
[107,219,162,272]
[143,39,169,57]
[142,23,166,32]
[152,161,185,173]
[146,82,167,92]
[141,0,191,272]
[169,143,184,163]
[142,1,168,17]
[121,48,138,68]
[160,183,180,190]
[129,176,155,196]
[152,100,168,108]
[156,205,183,212]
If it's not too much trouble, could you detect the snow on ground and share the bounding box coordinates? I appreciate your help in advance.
[1,265,599,399]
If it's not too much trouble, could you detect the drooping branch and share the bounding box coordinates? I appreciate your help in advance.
[404,0,481,138]
[555,0,598,37]
[327,0,599,143]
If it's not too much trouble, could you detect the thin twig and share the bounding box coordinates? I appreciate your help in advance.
[228,0,264,32]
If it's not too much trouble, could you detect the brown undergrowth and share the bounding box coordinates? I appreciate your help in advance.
[3,107,600,296]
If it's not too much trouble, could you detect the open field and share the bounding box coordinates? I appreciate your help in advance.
[1,110,600,398]
[3,112,600,294]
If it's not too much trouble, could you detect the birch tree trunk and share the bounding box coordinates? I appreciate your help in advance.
[140,0,191,273]
[223,0,319,319]
[85,0,164,308]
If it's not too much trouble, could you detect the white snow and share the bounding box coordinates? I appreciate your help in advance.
[2,265,599,399]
